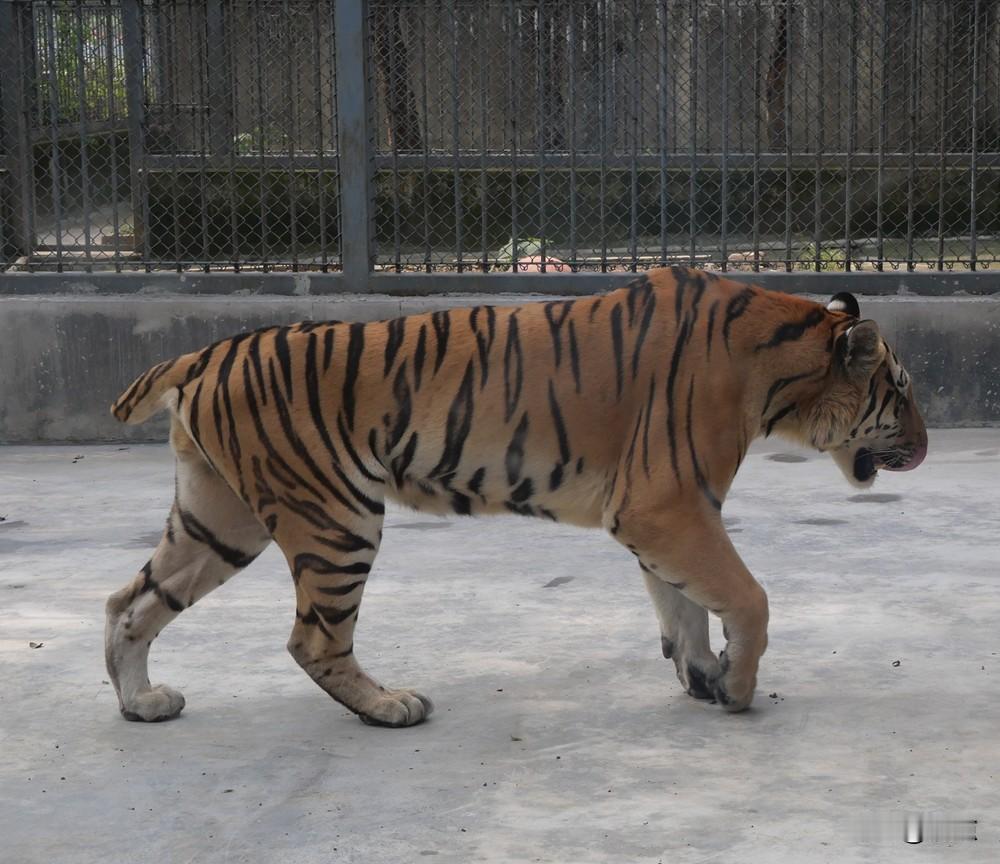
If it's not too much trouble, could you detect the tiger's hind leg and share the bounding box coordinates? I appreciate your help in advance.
[105,423,271,721]
[641,570,721,700]
[277,501,433,728]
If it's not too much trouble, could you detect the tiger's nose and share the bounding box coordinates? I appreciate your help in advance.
[894,440,926,471]
[891,424,928,472]
[895,393,928,472]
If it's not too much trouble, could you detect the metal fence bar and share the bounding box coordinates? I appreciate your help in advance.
[205,0,231,157]
[935,1,951,271]
[876,0,889,271]
[169,0,182,269]
[598,0,607,272]
[720,0,729,271]
[284,0,299,270]
[478,15,487,272]
[812,0,824,271]
[567,0,577,270]
[103,0,122,270]
[330,0,342,270]
[333,0,371,292]
[905,0,919,270]
[752,0,761,270]
[508,0,518,271]
[657,0,667,267]
[195,1,210,269]
[969,0,981,270]
[688,0,697,266]
[313,1,328,272]
[783,1,792,271]
[386,2,401,272]
[535,0,545,271]
[251,6,266,268]
[221,16,235,269]
[4,268,999,297]
[0,1,34,258]
[419,7,429,271]
[844,0,858,271]
[26,116,126,143]
[450,0,462,272]
[73,1,93,268]
[121,0,146,263]
[129,151,1000,172]
[42,4,65,270]
[628,0,639,272]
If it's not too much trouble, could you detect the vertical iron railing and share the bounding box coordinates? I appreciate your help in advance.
[334,0,370,291]
[0,1,35,258]
[121,0,145,262]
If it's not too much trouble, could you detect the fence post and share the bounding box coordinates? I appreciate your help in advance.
[121,0,147,258]
[0,1,35,259]
[206,0,232,157]
[334,0,373,292]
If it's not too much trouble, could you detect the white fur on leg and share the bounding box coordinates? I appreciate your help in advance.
[642,569,721,699]
[105,597,186,721]
[122,685,186,722]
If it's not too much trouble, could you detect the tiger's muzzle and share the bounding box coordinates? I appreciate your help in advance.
[877,439,927,472]
[855,384,929,480]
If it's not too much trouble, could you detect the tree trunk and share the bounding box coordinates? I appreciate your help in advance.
[372,5,422,152]
[765,2,789,151]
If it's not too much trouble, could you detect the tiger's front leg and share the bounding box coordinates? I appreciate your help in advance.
[641,570,722,700]
[617,508,769,712]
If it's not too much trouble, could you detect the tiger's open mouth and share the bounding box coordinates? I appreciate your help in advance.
[878,442,927,472]
[853,448,877,482]
[853,443,926,482]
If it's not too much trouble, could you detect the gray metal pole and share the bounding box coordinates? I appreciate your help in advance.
[334,0,373,292]
[0,1,35,259]
[206,0,233,158]
[121,0,147,260]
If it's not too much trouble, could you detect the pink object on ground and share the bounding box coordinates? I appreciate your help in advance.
[516,256,567,272]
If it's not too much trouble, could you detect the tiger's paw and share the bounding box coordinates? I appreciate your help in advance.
[673,653,722,701]
[121,684,186,722]
[358,689,434,728]
[709,650,755,713]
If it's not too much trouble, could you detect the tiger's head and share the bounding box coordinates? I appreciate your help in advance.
[802,292,928,489]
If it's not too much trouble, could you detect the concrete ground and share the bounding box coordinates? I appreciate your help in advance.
[1,429,997,863]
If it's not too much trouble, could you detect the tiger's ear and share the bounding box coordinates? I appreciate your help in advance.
[826,292,860,317]
[837,319,883,378]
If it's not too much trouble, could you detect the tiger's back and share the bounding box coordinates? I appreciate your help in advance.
[116,270,762,528]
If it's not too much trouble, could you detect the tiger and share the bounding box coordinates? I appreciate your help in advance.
[105,266,927,727]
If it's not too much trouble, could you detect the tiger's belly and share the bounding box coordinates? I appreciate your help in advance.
[384,463,608,528]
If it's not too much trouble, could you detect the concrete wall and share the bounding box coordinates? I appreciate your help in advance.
[0,292,997,443]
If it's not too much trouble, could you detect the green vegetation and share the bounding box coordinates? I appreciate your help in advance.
[795,242,846,271]
[492,237,546,268]
[233,128,293,156]
[35,6,127,124]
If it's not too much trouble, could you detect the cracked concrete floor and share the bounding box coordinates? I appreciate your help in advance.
[1,429,998,863]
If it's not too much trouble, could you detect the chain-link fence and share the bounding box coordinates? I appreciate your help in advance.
[0,0,131,267]
[139,0,342,270]
[2,0,999,279]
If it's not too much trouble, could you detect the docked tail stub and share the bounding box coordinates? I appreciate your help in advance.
[110,357,188,425]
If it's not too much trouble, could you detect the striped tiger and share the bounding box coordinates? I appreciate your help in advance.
[105,266,927,726]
